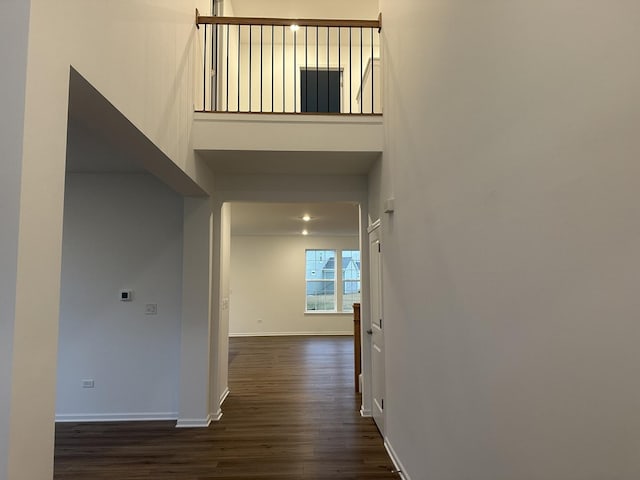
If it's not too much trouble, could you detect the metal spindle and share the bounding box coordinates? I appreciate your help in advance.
[294,29,297,112]
[360,27,363,114]
[249,26,252,111]
[203,24,207,110]
[316,26,319,113]
[225,24,229,112]
[282,26,285,113]
[213,24,218,111]
[260,25,263,113]
[327,27,330,113]
[305,27,308,112]
[338,27,341,113]
[371,28,374,114]
[271,25,274,113]
[349,28,352,114]
[237,25,240,112]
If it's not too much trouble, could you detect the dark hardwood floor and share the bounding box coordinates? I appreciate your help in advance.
[54,336,399,479]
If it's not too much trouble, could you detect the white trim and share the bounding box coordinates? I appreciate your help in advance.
[303,311,352,316]
[175,415,212,428]
[367,218,381,234]
[384,438,411,480]
[55,412,178,423]
[229,331,352,337]
[360,407,372,417]
[210,409,223,422]
[220,387,230,406]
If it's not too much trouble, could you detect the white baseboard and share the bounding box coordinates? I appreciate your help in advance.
[55,412,177,423]
[175,414,212,428]
[229,331,352,337]
[360,407,372,417]
[384,438,411,480]
[220,387,230,406]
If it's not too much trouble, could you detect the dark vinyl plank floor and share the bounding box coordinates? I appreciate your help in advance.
[54,336,399,479]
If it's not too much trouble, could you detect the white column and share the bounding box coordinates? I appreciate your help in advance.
[1,0,68,478]
[209,201,230,420]
[177,197,213,427]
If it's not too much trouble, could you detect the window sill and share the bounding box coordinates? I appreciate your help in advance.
[304,311,353,316]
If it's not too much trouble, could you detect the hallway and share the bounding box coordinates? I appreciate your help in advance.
[54,336,398,479]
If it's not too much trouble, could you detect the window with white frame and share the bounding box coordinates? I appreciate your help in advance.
[305,249,361,313]
[341,250,361,313]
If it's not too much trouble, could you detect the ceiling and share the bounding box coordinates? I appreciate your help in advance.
[231,201,359,236]
[228,0,379,20]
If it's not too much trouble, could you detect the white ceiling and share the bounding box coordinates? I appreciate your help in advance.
[231,201,359,236]
[228,0,379,20]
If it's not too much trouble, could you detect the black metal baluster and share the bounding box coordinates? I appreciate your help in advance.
[282,26,285,113]
[203,24,207,111]
[226,24,229,112]
[305,26,308,112]
[294,29,297,112]
[338,27,341,113]
[271,24,274,113]
[349,27,352,114]
[316,26,319,113]
[237,24,240,112]
[360,27,363,114]
[260,25,263,113]
[371,27,374,114]
[327,27,330,113]
[249,26,252,111]
[213,23,218,111]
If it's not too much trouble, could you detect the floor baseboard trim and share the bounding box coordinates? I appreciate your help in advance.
[220,387,230,406]
[360,407,372,417]
[230,331,352,337]
[175,415,212,428]
[55,412,178,423]
[384,438,411,480]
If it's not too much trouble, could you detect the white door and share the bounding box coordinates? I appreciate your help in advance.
[369,223,385,434]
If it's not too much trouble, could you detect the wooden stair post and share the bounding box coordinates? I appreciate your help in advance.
[353,303,361,393]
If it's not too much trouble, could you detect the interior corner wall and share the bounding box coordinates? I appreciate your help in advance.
[56,173,183,421]
[0,0,31,476]
[229,235,359,336]
[217,203,231,401]
[380,0,640,479]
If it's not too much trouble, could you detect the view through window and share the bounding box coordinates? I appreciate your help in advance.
[305,249,361,312]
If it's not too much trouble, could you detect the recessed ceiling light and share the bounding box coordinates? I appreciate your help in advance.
[302,229,309,236]
[290,24,300,32]
[302,214,311,222]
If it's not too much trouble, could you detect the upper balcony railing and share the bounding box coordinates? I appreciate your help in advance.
[196,12,382,115]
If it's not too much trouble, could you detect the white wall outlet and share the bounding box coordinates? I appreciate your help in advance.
[145,303,158,315]
[81,379,95,389]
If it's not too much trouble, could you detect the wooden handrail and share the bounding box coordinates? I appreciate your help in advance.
[197,15,381,30]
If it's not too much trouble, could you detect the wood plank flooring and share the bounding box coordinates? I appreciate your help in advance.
[54,336,399,479]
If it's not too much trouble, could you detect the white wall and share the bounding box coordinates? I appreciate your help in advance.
[57,173,183,421]
[4,2,211,476]
[0,1,31,476]
[230,235,358,336]
[380,0,640,478]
